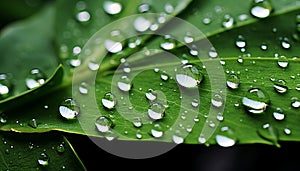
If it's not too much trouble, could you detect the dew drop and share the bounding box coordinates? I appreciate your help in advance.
[184,32,194,44]
[79,82,88,95]
[25,68,47,89]
[272,107,285,121]
[88,61,100,71]
[280,37,291,49]
[273,79,288,94]
[0,113,7,124]
[151,124,163,138]
[134,16,152,32]
[284,128,291,135]
[211,93,224,108]
[101,92,117,109]
[215,126,236,147]
[198,135,206,144]
[208,47,218,58]
[222,14,235,28]
[277,56,289,68]
[242,88,270,114]
[226,74,240,89]
[191,99,199,107]
[250,0,273,18]
[132,117,142,128]
[103,1,122,15]
[257,123,279,146]
[172,132,184,144]
[164,3,174,14]
[117,76,132,92]
[260,43,268,50]
[160,35,176,50]
[145,89,157,101]
[59,98,80,119]
[148,103,165,120]
[56,143,65,153]
[76,11,91,23]
[235,35,246,48]
[0,74,13,100]
[202,17,211,25]
[38,152,49,166]
[28,118,38,128]
[105,30,124,53]
[291,97,300,108]
[175,63,203,88]
[138,3,151,13]
[95,116,114,133]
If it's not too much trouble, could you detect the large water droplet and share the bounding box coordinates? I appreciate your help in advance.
[0,74,13,100]
[134,16,152,32]
[160,35,176,50]
[38,152,49,166]
[103,1,122,15]
[211,93,224,108]
[151,124,163,138]
[148,103,165,120]
[105,30,124,53]
[25,68,47,89]
[242,88,270,114]
[250,0,273,18]
[117,76,132,92]
[172,131,184,144]
[215,126,237,147]
[273,79,288,94]
[95,116,114,133]
[101,92,117,109]
[59,98,80,119]
[175,63,203,88]
[226,74,240,89]
[291,97,300,108]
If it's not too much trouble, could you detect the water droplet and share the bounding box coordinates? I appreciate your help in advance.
[151,124,163,138]
[76,11,91,23]
[132,117,142,128]
[257,124,279,147]
[95,116,114,133]
[191,99,199,107]
[172,131,184,144]
[184,32,194,44]
[272,107,285,121]
[117,76,132,92]
[277,56,289,68]
[103,1,122,15]
[56,143,65,153]
[215,126,237,147]
[260,43,268,50]
[145,89,157,101]
[164,3,174,14]
[284,128,291,135]
[202,17,211,25]
[273,79,288,94]
[250,0,273,18]
[222,14,235,28]
[208,47,218,58]
[198,135,206,144]
[79,82,88,95]
[175,63,203,88]
[101,92,117,109]
[28,118,38,128]
[148,103,165,120]
[38,152,49,166]
[137,3,151,13]
[281,37,291,49]
[0,74,13,100]
[189,45,199,56]
[105,30,124,53]
[105,130,117,141]
[133,16,152,32]
[25,68,47,89]
[59,98,80,119]
[211,93,224,108]
[226,74,240,89]
[235,35,246,48]
[88,61,100,71]
[0,113,7,124]
[160,35,176,50]
[136,131,143,139]
[291,97,300,108]
[242,88,270,114]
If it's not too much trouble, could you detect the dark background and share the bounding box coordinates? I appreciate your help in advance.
[1,1,300,170]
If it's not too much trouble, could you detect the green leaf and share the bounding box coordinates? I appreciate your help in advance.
[0,132,86,170]
[0,3,64,111]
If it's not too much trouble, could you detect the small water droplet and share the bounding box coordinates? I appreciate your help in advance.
[38,152,49,166]
[211,93,224,108]
[101,92,117,109]
[56,143,65,153]
[172,131,184,144]
[145,89,157,101]
[291,97,300,108]
[277,56,289,68]
[189,45,199,56]
[105,130,117,141]
[235,35,246,48]
[208,47,218,58]
[103,1,122,15]
[117,76,132,92]
[272,107,285,121]
[191,99,199,107]
[0,74,13,100]
[137,3,152,13]
[198,135,206,144]
[105,30,124,53]
[164,3,174,14]
[79,82,88,95]
[134,16,152,32]
[250,0,273,18]
[148,103,165,120]
[284,128,291,135]
[95,116,114,133]
[175,63,203,88]
[280,37,291,49]
[226,74,240,89]
[184,32,194,44]
[242,88,270,114]
[88,61,100,71]
[25,68,47,89]
[59,98,80,119]
[28,118,38,128]
[0,113,7,124]
[151,124,163,138]
[132,117,142,128]
[222,14,235,28]
[202,17,211,25]
[160,35,176,50]
[76,11,91,23]
[260,43,268,50]
[273,79,288,94]
[215,126,236,147]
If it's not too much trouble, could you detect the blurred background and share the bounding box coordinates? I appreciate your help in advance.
[1,0,300,170]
